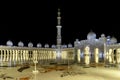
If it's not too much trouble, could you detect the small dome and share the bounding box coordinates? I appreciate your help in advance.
[74,39,80,47]
[111,36,117,43]
[18,41,24,47]
[101,34,105,37]
[51,45,56,48]
[28,42,33,47]
[62,44,67,48]
[37,43,42,48]
[68,43,72,48]
[6,40,13,46]
[44,44,49,48]
[87,31,96,40]
[107,36,111,41]
[107,36,110,39]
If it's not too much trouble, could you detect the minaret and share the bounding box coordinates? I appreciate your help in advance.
[56,9,62,62]
[56,8,62,49]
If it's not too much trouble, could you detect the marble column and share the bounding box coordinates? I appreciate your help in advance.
[77,49,81,63]
[0,50,3,66]
[22,50,25,62]
[15,50,18,62]
[18,50,20,62]
[26,50,29,61]
[108,49,113,64]
[116,48,120,64]
[9,50,12,66]
[39,51,41,60]
[94,48,99,64]
[6,50,9,61]
[104,43,107,64]
[20,50,23,63]
[33,50,37,61]
[12,50,15,61]
[3,50,6,61]
[84,46,90,67]
[0,50,2,61]
[13,50,16,66]
[53,51,56,60]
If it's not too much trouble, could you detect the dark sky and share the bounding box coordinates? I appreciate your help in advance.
[1,1,120,46]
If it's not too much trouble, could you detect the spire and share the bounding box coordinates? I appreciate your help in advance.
[57,8,61,26]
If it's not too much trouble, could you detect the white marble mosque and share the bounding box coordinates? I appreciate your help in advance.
[74,31,120,66]
[0,9,120,67]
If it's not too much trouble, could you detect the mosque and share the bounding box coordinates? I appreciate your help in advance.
[0,9,120,67]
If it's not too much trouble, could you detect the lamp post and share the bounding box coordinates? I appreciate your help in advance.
[32,52,39,80]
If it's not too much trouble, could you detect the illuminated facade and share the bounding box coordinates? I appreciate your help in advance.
[0,10,120,67]
[74,31,120,66]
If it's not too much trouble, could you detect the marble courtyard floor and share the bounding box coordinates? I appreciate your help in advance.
[0,64,120,80]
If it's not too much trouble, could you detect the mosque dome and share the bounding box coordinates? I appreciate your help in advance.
[37,43,42,48]
[51,44,56,48]
[87,31,96,40]
[107,36,110,39]
[18,41,24,47]
[111,36,117,43]
[6,40,13,46]
[44,44,49,48]
[62,44,67,48]
[68,43,73,48]
[101,34,105,37]
[107,36,111,41]
[28,42,33,47]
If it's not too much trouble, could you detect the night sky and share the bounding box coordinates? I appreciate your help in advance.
[1,1,120,46]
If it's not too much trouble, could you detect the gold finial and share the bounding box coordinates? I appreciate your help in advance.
[58,8,60,17]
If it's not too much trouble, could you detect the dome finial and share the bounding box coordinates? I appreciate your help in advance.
[57,8,61,26]
[90,29,93,32]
